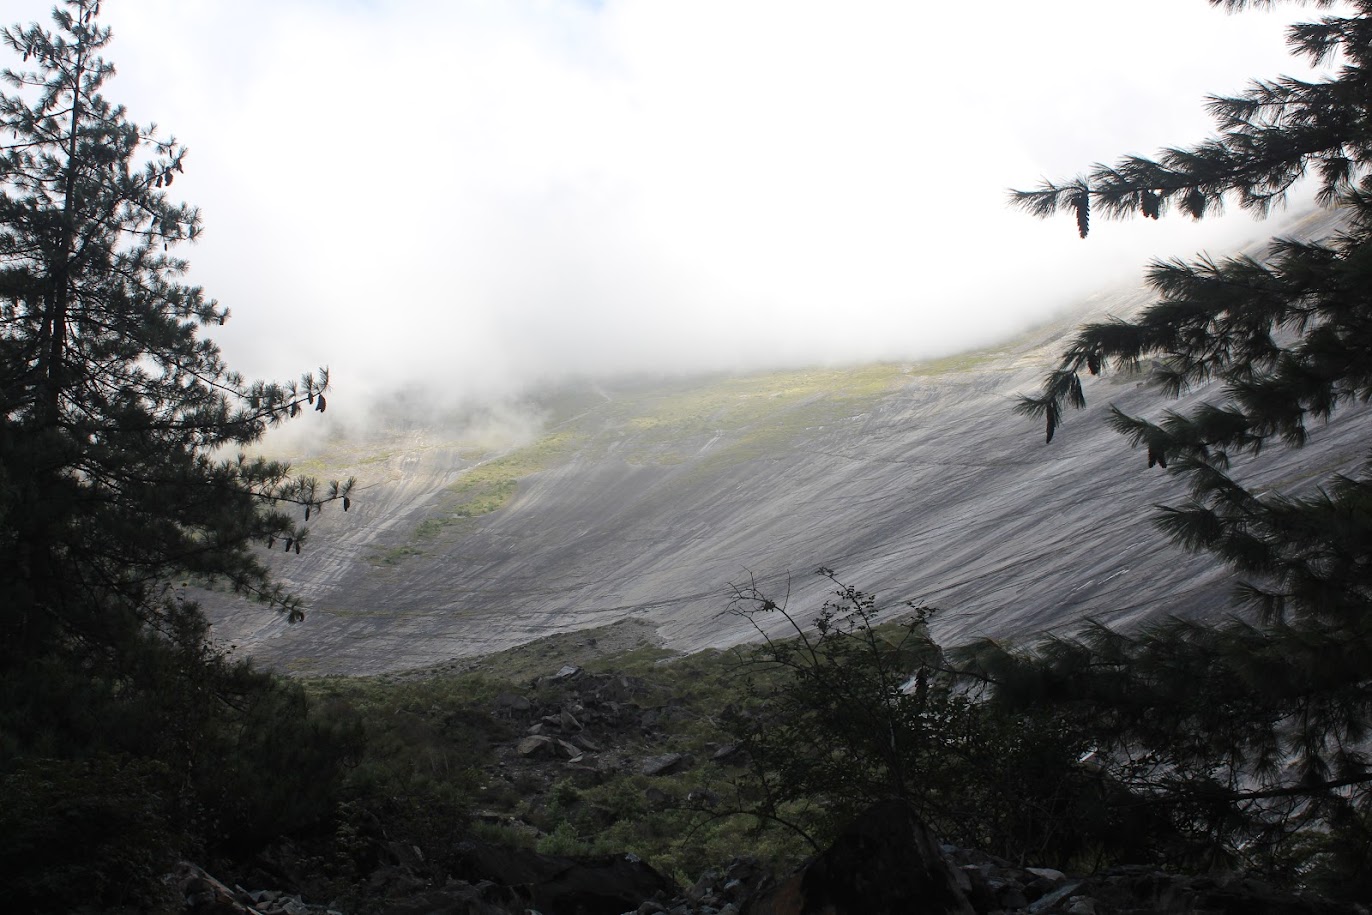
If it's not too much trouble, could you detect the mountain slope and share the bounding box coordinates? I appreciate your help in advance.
[205,213,1366,676]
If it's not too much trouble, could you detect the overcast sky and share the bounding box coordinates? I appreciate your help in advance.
[73,0,1330,413]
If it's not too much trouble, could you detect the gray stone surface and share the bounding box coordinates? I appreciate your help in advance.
[203,212,1367,676]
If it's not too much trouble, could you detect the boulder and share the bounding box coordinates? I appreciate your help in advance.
[686,857,771,911]
[176,861,247,913]
[640,752,690,776]
[494,692,531,714]
[711,742,745,764]
[743,800,974,915]
[516,735,558,757]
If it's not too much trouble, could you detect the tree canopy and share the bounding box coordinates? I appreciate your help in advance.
[0,4,359,904]
[0,0,352,645]
[989,0,1372,888]
[1011,0,1372,626]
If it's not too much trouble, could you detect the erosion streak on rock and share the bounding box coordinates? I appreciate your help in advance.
[204,213,1365,675]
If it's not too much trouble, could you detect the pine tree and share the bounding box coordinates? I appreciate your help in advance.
[993,0,1372,885]
[0,7,365,896]
[0,2,351,668]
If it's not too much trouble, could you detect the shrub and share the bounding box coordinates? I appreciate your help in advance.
[0,756,183,913]
[722,569,1123,867]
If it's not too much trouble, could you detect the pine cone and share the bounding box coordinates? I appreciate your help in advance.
[1141,190,1160,219]
[1072,189,1090,238]
[1183,188,1206,218]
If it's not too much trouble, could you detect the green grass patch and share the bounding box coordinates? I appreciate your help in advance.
[370,544,426,565]
[904,348,1002,376]
[308,647,798,882]
[445,431,581,496]
[366,432,584,563]
[583,363,908,472]
[293,615,843,887]
[362,362,934,561]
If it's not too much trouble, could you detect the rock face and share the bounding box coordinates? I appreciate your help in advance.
[204,211,1368,678]
[744,800,975,915]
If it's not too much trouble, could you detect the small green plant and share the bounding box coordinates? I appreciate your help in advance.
[548,779,582,814]
[536,822,592,856]
[372,544,425,565]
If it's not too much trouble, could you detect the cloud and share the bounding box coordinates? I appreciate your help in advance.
[96,0,1325,419]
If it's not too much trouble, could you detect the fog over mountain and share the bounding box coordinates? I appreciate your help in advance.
[97,0,1326,416]
[93,0,1352,671]
[197,208,1366,675]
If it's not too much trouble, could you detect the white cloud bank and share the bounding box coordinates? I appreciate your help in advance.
[80,0,1330,415]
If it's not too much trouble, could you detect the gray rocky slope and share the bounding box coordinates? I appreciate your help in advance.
[205,211,1366,676]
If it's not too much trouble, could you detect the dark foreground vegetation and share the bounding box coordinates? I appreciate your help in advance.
[4,0,1372,911]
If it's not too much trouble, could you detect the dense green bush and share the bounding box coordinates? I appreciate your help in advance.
[194,666,364,850]
[0,755,182,914]
[0,596,364,907]
[721,570,1157,869]
[960,617,1372,885]
[1010,0,1372,895]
